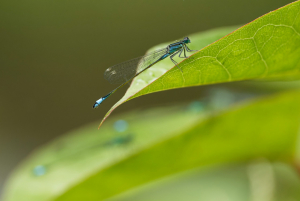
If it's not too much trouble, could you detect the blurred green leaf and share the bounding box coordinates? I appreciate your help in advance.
[3,89,300,201]
[100,1,300,126]
[2,105,205,201]
[108,162,300,201]
[53,90,300,201]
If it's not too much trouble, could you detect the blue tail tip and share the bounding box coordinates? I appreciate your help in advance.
[93,97,105,109]
[93,103,98,109]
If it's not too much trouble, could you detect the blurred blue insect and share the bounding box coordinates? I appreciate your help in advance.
[93,37,196,108]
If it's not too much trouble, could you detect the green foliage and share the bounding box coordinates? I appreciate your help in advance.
[100,1,300,126]
[3,1,300,201]
[56,91,300,201]
[2,106,203,201]
[3,89,300,201]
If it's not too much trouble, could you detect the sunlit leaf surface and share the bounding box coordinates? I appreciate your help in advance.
[100,1,300,126]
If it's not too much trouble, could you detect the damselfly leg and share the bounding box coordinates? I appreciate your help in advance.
[170,51,184,72]
[185,45,197,52]
[179,46,187,58]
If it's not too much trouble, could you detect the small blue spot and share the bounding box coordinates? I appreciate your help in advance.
[188,101,205,113]
[104,134,133,147]
[210,89,235,109]
[113,120,128,132]
[33,165,46,176]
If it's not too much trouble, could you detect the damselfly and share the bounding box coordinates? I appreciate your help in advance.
[93,37,196,108]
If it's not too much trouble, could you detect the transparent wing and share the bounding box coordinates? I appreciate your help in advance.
[104,47,168,84]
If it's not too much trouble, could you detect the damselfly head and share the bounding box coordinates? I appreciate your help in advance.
[183,37,191,44]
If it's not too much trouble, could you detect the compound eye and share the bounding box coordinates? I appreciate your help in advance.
[183,37,190,43]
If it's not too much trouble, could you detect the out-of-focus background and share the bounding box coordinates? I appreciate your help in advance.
[0,0,293,194]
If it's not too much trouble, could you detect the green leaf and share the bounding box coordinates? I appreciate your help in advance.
[99,1,300,127]
[4,89,300,201]
[2,105,205,201]
[108,162,300,201]
[55,90,300,201]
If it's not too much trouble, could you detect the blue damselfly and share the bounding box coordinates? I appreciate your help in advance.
[93,37,196,108]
